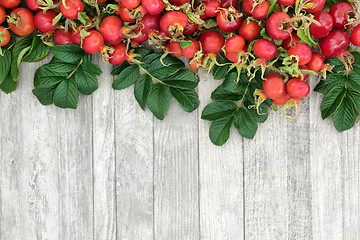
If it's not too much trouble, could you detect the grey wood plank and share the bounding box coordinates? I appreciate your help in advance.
[244,79,312,240]
[198,71,244,240]
[309,79,360,240]
[92,54,117,240]
[0,58,94,239]
[115,85,154,239]
[153,99,199,239]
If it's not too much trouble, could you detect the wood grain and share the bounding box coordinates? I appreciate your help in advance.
[115,85,154,239]
[153,98,199,239]
[92,54,117,240]
[0,58,94,239]
[198,70,244,240]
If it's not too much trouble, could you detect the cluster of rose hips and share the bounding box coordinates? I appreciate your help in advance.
[0,0,359,112]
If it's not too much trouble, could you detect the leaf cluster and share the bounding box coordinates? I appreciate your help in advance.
[32,44,102,109]
[315,52,360,132]
[202,64,270,145]
[110,49,200,120]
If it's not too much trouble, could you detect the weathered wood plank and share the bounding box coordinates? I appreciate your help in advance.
[153,99,199,239]
[198,71,244,240]
[115,85,154,239]
[92,54,117,240]
[0,58,94,239]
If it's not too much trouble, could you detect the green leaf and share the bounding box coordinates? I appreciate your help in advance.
[52,44,85,63]
[46,58,77,73]
[134,48,153,57]
[75,65,99,95]
[170,87,199,112]
[348,74,360,92]
[320,85,347,119]
[234,108,258,139]
[32,85,56,105]
[134,74,152,110]
[83,54,102,76]
[267,0,278,17]
[314,73,347,94]
[201,102,238,121]
[53,79,78,109]
[248,106,268,123]
[11,38,32,81]
[222,71,248,92]
[209,116,234,146]
[111,61,130,75]
[0,50,11,85]
[34,65,68,88]
[148,55,184,79]
[347,89,360,113]
[143,53,163,65]
[78,12,91,25]
[260,29,270,39]
[147,83,170,120]
[211,85,242,101]
[213,64,230,80]
[333,97,356,132]
[22,36,51,62]
[112,65,139,90]
[162,70,199,89]
[0,73,17,93]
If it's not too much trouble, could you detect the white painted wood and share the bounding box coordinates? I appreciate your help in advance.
[198,70,244,240]
[92,54,117,240]
[153,98,199,239]
[115,85,154,239]
[0,58,93,239]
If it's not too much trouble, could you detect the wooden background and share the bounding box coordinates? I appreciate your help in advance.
[0,53,359,240]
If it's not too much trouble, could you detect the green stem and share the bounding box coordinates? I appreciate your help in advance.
[237,82,251,109]
[67,58,83,79]
[139,64,166,85]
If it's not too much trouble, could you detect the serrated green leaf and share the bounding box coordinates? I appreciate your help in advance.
[11,38,32,81]
[34,65,68,88]
[22,36,51,62]
[234,108,258,139]
[348,74,360,92]
[0,73,17,93]
[347,89,360,113]
[222,71,248,92]
[0,50,11,85]
[111,61,130,75]
[75,65,99,95]
[83,54,102,76]
[53,79,78,109]
[32,85,56,105]
[147,83,170,120]
[148,55,184,79]
[211,85,242,101]
[320,85,347,119]
[248,105,268,123]
[209,116,234,146]
[52,44,85,63]
[314,73,347,94]
[170,87,199,112]
[112,65,139,90]
[260,29,270,39]
[46,61,77,73]
[134,48,153,57]
[134,74,152,110]
[143,53,163,65]
[162,70,199,89]
[213,64,230,80]
[201,102,238,121]
[333,97,356,132]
